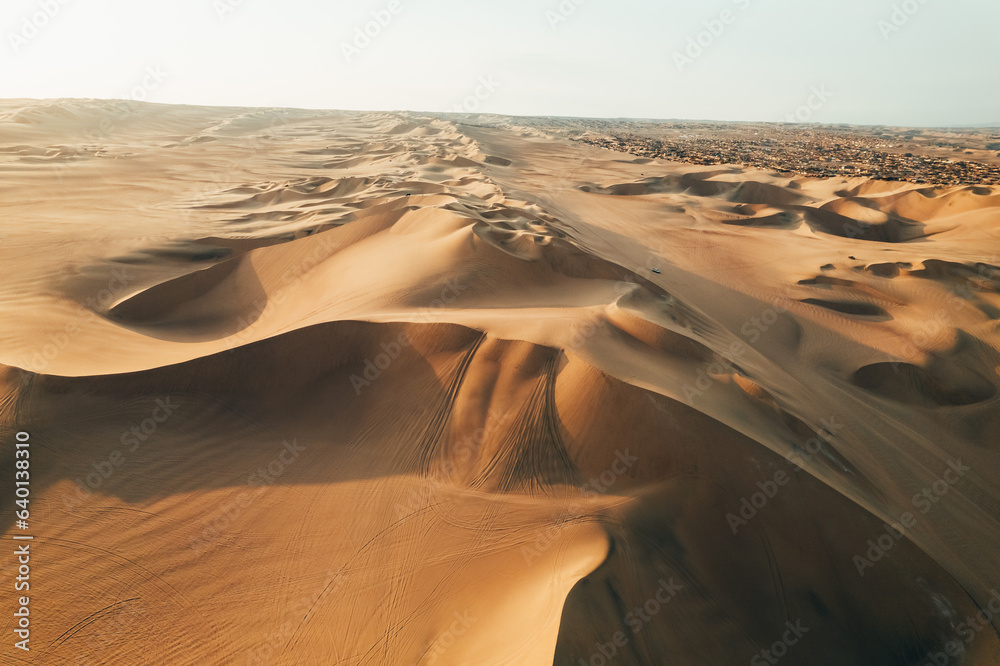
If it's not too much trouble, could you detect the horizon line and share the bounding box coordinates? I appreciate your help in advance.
[2,97,998,131]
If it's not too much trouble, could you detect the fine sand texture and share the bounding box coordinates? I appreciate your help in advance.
[1,100,999,665]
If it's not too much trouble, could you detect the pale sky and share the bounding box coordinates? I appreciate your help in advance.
[2,0,998,126]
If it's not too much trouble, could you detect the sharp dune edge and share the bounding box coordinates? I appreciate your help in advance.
[1,99,999,665]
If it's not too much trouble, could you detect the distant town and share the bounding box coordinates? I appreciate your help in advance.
[528,119,1000,186]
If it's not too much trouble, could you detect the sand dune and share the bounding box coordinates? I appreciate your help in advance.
[1,99,999,665]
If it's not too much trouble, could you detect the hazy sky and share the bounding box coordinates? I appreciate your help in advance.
[2,0,998,126]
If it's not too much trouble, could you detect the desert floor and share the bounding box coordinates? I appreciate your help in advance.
[1,100,999,665]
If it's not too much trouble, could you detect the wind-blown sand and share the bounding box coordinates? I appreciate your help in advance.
[1,99,999,665]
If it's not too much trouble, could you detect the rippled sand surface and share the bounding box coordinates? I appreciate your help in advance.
[2,99,999,665]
